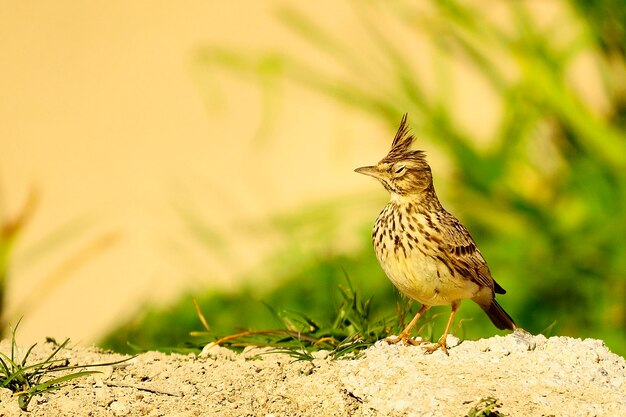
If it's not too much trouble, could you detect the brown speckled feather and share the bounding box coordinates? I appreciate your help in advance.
[435,209,505,294]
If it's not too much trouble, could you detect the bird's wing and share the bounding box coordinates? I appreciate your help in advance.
[438,214,496,292]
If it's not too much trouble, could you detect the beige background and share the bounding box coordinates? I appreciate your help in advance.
[1,1,591,345]
[1,1,394,344]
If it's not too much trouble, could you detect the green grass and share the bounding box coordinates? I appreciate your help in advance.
[192,279,400,360]
[0,320,129,411]
[465,397,506,417]
[189,278,458,360]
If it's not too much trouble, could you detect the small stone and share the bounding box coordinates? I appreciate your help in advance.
[312,350,330,360]
[513,328,542,351]
[199,344,237,360]
[446,334,460,348]
[109,400,127,416]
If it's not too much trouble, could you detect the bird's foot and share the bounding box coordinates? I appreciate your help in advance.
[384,333,426,346]
[423,337,449,355]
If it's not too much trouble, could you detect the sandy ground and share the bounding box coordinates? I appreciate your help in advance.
[0,333,624,416]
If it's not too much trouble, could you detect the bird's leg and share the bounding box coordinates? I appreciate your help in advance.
[424,300,460,355]
[386,304,430,346]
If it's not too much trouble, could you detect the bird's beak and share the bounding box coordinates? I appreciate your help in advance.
[354,165,385,181]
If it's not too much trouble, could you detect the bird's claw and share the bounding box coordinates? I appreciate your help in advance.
[384,333,426,346]
[423,338,449,355]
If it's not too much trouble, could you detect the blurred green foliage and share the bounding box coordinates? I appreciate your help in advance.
[0,187,116,337]
[102,0,625,356]
[101,233,490,354]
[0,191,37,336]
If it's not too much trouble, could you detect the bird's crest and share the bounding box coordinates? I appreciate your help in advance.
[384,114,426,163]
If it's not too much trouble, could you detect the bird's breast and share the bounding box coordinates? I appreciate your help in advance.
[372,203,478,306]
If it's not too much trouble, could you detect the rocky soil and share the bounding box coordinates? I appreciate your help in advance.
[0,332,624,416]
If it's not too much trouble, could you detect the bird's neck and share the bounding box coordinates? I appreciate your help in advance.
[390,183,442,211]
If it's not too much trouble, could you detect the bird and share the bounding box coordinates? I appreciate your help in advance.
[354,114,516,354]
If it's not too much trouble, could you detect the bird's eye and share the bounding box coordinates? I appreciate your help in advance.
[394,165,406,174]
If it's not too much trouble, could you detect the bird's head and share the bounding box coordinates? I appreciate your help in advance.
[355,114,433,197]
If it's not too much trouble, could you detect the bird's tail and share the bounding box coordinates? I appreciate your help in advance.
[482,299,516,331]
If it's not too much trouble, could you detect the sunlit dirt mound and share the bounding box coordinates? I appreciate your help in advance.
[1,333,624,416]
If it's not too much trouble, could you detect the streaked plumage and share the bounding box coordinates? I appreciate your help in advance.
[355,114,516,353]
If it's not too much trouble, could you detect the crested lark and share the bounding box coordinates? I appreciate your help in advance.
[355,114,516,354]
